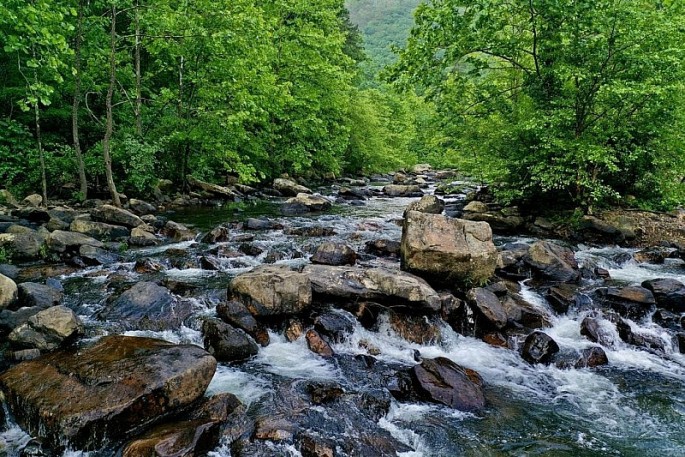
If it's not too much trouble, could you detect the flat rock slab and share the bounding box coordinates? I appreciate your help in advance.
[0,335,216,451]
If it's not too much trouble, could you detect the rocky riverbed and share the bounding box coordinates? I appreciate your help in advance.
[1,168,685,456]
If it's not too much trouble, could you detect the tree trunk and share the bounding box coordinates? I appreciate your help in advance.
[34,101,47,207]
[72,0,88,200]
[103,3,121,208]
[134,0,143,137]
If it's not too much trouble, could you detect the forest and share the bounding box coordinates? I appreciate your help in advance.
[2,0,685,212]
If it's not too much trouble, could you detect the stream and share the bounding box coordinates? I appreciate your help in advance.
[2,180,685,456]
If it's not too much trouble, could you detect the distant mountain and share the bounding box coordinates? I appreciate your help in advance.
[345,0,422,72]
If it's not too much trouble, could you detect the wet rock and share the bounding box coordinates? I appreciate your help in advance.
[310,242,356,266]
[409,357,485,411]
[98,281,192,331]
[523,241,580,283]
[70,219,130,240]
[653,309,680,330]
[641,278,685,312]
[466,287,508,330]
[601,286,655,320]
[405,195,444,215]
[46,230,103,253]
[0,273,18,310]
[122,393,243,457]
[306,329,334,357]
[254,417,297,441]
[304,265,441,311]
[364,239,401,257]
[462,203,525,234]
[382,184,422,197]
[499,293,551,329]
[338,186,370,200]
[22,194,43,207]
[8,305,82,351]
[580,316,616,347]
[201,226,230,243]
[633,246,678,264]
[91,204,143,228]
[162,221,196,242]
[521,331,559,364]
[307,382,345,405]
[79,245,120,266]
[577,215,627,244]
[273,178,312,196]
[217,300,261,337]
[401,211,497,287]
[18,283,63,309]
[283,193,332,213]
[245,218,283,231]
[285,318,304,342]
[229,265,312,317]
[545,284,582,313]
[134,257,165,274]
[389,312,442,344]
[440,293,467,334]
[128,199,156,216]
[299,435,335,457]
[200,255,221,271]
[129,227,159,246]
[575,346,609,368]
[314,310,356,343]
[238,242,264,257]
[0,335,216,450]
[0,231,45,260]
[616,319,665,351]
[483,332,508,348]
[202,318,259,362]
[285,226,336,237]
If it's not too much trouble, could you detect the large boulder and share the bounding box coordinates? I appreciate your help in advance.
[0,273,18,310]
[400,211,497,287]
[0,336,217,450]
[8,305,82,350]
[404,195,444,215]
[310,242,357,266]
[303,265,441,312]
[382,185,422,197]
[282,193,332,214]
[162,221,196,242]
[0,231,45,260]
[128,198,157,216]
[22,194,43,207]
[98,282,192,331]
[641,278,685,313]
[129,226,159,246]
[46,230,103,253]
[70,218,130,240]
[524,241,580,283]
[202,319,259,362]
[409,357,485,411]
[273,178,311,196]
[91,204,143,228]
[601,286,655,320]
[229,265,312,317]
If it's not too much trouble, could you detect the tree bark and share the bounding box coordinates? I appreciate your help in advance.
[72,0,88,200]
[103,3,122,207]
[34,101,47,207]
[134,0,143,137]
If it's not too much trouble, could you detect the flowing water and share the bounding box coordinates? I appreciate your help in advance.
[2,184,685,456]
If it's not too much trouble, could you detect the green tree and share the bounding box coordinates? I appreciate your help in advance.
[393,0,685,210]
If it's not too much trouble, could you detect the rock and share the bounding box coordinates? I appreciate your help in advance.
[8,305,82,351]
[641,278,685,312]
[577,215,627,244]
[412,163,432,174]
[134,257,165,274]
[303,265,441,311]
[245,218,283,231]
[186,175,239,199]
[0,231,45,260]
[462,203,525,234]
[162,221,196,242]
[129,226,159,246]
[202,226,230,243]
[524,241,580,283]
[18,282,63,309]
[382,185,422,197]
[98,282,192,331]
[405,195,444,215]
[409,357,485,411]
[499,293,551,329]
[653,309,680,330]
[401,211,497,287]
[79,245,120,266]
[91,204,143,228]
[338,186,370,200]
[483,332,508,348]
[389,312,442,344]
[580,317,616,347]
[283,193,332,213]
[602,286,655,320]
[545,284,582,313]
[273,178,312,196]
[200,255,221,271]
[365,239,401,257]
[616,319,665,351]
[46,217,70,231]
[122,393,243,457]
[314,310,356,343]
[285,226,336,237]
[306,329,334,357]
[0,273,18,310]
[575,347,609,368]
[229,265,312,317]
[128,198,157,216]
[299,435,336,457]
[466,288,508,330]
[216,300,261,335]
[0,336,216,450]
[633,246,678,264]
[70,219,130,240]
[0,189,18,206]
[285,319,304,342]
[310,242,356,266]
[46,230,103,253]
[22,194,43,207]
[202,319,259,362]
[11,208,50,224]
[521,331,559,364]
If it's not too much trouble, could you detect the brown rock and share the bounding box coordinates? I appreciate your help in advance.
[229,265,312,317]
[306,329,334,357]
[410,357,485,411]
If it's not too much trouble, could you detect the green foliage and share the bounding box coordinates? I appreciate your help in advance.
[393,0,685,210]
[0,247,10,264]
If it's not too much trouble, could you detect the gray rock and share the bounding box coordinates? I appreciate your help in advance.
[405,195,444,215]
[524,241,580,283]
[466,287,508,330]
[383,185,422,197]
[0,272,18,310]
[310,242,357,266]
[128,198,156,216]
[70,219,130,240]
[202,319,259,362]
[409,357,485,411]
[91,204,143,228]
[229,265,312,317]
[521,331,559,364]
[46,230,103,253]
[273,178,311,196]
[642,278,685,312]
[8,305,82,350]
[18,282,63,309]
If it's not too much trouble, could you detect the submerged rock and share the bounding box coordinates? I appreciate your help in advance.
[409,357,486,411]
[401,211,497,287]
[0,335,217,450]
